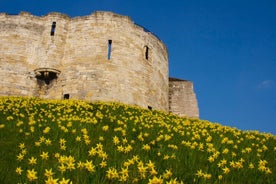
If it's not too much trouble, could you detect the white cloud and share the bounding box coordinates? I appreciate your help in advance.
[257,80,274,89]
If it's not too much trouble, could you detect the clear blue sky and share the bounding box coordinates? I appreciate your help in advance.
[1,0,275,134]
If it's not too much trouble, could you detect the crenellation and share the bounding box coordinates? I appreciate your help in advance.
[44,12,71,20]
[18,11,30,15]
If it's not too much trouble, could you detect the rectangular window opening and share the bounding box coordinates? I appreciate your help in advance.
[145,46,149,60]
[108,40,112,60]
[50,22,56,36]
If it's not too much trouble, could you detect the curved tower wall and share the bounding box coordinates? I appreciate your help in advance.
[0,11,169,111]
[0,12,36,96]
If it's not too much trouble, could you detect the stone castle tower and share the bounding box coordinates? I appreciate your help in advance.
[0,11,199,117]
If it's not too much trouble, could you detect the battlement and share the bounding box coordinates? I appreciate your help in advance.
[0,11,198,117]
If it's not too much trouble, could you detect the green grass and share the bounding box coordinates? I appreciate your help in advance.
[0,96,275,184]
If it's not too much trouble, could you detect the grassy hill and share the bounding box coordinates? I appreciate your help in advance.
[0,97,275,184]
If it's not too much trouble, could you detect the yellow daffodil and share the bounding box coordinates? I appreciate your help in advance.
[208,156,215,163]
[106,167,119,179]
[40,151,49,160]
[203,173,212,179]
[59,138,66,145]
[88,147,97,156]
[142,144,151,151]
[222,167,230,174]
[58,164,66,173]
[44,168,54,178]
[43,126,51,134]
[15,167,23,175]
[102,125,109,131]
[84,160,95,173]
[59,178,71,184]
[163,169,173,179]
[113,136,120,145]
[28,157,37,165]
[26,169,38,181]
[17,153,24,161]
[18,143,25,149]
[148,176,163,184]
[66,161,75,170]
[45,177,59,184]
[100,161,107,168]
[45,138,52,145]
[196,169,204,177]
[249,163,255,169]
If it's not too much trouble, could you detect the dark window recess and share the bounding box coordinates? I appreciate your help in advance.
[36,71,58,85]
[148,106,152,110]
[144,46,149,60]
[63,94,70,99]
[108,40,112,60]
[50,22,56,36]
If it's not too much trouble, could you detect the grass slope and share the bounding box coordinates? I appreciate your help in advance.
[0,97,275,184]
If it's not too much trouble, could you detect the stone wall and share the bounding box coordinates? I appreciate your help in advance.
[169,78,199,117]
[0,11,169,111]
[0,11,199,117]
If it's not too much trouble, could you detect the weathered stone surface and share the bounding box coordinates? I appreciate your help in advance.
[169,78,199,118]
[0,11,199,117]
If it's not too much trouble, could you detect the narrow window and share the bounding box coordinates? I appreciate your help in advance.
[108,40,112,60]
[50,22,56,36]
[63,94,70,99]
[144,46,149,60]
